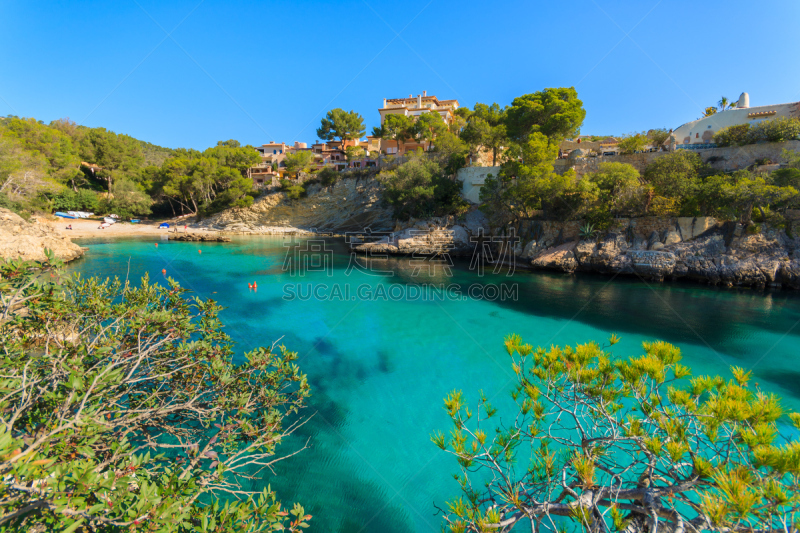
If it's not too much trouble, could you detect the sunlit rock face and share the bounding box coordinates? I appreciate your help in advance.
[0,209,84,262]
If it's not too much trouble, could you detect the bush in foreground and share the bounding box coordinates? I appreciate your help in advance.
[0,254,311,532]
[435,335,800,532]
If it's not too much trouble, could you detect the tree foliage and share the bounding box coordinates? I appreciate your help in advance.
[715,117,800,147]
[282,150,315,178]
[344,146,365,163]
[378,114,416,154]
[617,133,649,155]
[315,109,366,146]
[586,162,646,217]
[642,151,705,200]
[504,88,586,143]
[435,334,800,533]
[414,112,448,151]
[646,129,671,150]
[461,103,508,166]
[378,149,466,219]
[0,117,260,218]
[105,177,152,218]
[0,255,311,532]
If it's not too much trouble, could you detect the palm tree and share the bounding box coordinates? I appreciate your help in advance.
[718,96,731,112]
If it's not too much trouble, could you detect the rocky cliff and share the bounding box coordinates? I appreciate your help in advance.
[198,176,393,234]
[357,211,800,290]
[0,209,84,263]
[530,227,800,289]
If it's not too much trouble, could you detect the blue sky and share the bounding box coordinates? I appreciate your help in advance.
[1,0,799,150]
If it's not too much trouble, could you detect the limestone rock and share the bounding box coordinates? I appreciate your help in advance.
[627,250,677,280]
[355,216,476,256]
[169,233,231,242]
[664,230,682,246]
[0,209,84,263]
[677,216,718,241]
[520,219,800,289]
[531,241,578,272]
[463,209,489,236]
[647,231,660,249]
[198,175,393,234]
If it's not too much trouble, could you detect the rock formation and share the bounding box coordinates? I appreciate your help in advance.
[169,233,231,242]
[0,209,84,263]
[534,226,800,289]
[355,209,800,290]
[354,210,489,257]
[198,176,393,234]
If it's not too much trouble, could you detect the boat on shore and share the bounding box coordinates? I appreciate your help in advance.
[54,212,76,219]
[103,217,116,224]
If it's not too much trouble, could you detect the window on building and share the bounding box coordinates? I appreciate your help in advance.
[273,150,277,154]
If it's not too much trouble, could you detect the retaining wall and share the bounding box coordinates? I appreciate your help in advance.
[556,140,800,177]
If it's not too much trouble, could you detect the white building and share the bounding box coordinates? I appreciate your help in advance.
[673,92,800,149]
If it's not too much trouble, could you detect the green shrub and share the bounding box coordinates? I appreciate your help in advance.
[378,152,467,220]
[51,188,100,212]
[578,222,597,240]
[284,185,306,200]
[0,257,310,531]
[772,167,800,189]
[318,167,339,186]
[715,117,800,146]
[0,192,25,216]
[750,116,800,143]
[714,124,751,147]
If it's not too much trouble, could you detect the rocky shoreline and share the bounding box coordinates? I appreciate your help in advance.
[0,209,84,263]
[530,228,800,289]
[168,233,231,242]
[355,211,800,290]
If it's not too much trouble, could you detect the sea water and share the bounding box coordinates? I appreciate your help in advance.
[68,236,800,532]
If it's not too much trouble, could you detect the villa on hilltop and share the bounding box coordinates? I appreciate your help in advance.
[248,137,381,186]
[247,90,459,186]
[673,92,800,150]
[378,91,459,154]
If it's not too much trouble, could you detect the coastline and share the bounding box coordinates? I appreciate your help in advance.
[43,217,195,239]
[45,217,321,239]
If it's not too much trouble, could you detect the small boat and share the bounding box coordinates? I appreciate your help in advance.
[159,223,170,229]
[103,217,117,224]
[55,212,76,219]
[130,219,140,224]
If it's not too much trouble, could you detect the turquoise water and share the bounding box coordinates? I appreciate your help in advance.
[68,236,800,532]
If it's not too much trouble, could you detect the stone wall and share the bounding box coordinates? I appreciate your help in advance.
[699,140,800,172]
[557,140,800,177]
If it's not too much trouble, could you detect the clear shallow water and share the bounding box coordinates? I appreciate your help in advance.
[69,236,800,532]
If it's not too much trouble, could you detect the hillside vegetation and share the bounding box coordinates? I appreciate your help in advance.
[0,116,260,219]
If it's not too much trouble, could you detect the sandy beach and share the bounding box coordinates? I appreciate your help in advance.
[44,217,201,238]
